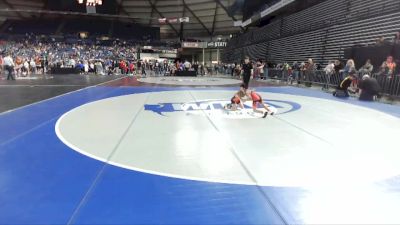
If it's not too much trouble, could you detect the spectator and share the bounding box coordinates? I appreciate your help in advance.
[184,60,191,71]
[359,59,374,75]
[342,59,356,77]
[376,36,386,45]
[380,55,397,94]
[333,60,344,85]
[323,60,335,89]
[292,61,300,83]
[30,58,37,74]
[254,59,262,80]
[304,58,315,87]
[380,56,396,78]
[193,62,199,75]
[333,73,356,97]
[358,75,380,101]
[262,61,268,80]
[393,32,400,45]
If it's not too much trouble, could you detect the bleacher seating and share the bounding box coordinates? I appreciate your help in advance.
[222,0,400,65]
[281,0,348,37]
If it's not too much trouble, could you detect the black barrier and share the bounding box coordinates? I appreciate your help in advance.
[175,71,197,77]
[51,67,80,75]
[267,69,400,98]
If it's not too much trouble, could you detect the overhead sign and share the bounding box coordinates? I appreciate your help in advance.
[179,17,190,23]
[168,18,178,24]
[207,41,227,48]
[181,42,207,48]
[159,17,190,24]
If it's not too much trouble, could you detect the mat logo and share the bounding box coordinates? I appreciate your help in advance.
[144,99,301,119]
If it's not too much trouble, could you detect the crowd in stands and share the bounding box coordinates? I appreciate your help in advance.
[0,39,139,78]
[0,39,232,79]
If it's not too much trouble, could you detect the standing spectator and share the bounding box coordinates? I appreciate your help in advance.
[155,60,160,76]
[333,60,343,85]
[30,58,37,74]
[234,63,241,77]
[0,55,3,75]
[376,36,386,45]
[393,32,400,45]
[193,62,199,75]
[3,53,15,80]
[184,60,191,71]
[323,60,335,89]
[262,61,268,80]
[292,61,300,83]
[304,58,315,87]
[241,56,253,89]
[254,60,262,80]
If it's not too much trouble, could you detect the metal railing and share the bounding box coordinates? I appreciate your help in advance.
[265,69,400,98]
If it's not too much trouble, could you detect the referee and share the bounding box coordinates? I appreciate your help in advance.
[242,56,253,89]
[3,53,15,80]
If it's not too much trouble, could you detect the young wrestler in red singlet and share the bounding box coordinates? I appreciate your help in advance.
[225,91,245,111]
[240,84,273,118]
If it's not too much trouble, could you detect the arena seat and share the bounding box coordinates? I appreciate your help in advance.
[222,0,400,65]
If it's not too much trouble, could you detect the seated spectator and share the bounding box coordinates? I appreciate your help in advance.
[341,59,356,77]
[358,75,380,101]
[359,59,374,75]
[324,60,335,75]
[380,56,396,78]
